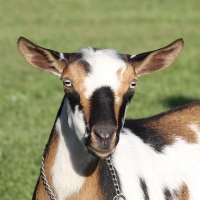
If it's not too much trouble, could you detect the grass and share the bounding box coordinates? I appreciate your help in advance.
[0,0,200,199]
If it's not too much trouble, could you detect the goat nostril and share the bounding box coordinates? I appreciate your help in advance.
[94,131,111,140]
[92,125,116,141]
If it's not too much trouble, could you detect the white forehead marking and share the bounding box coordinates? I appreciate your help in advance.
[78,47,127,98]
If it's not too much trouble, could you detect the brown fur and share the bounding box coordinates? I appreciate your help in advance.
[18,37,66,74]
[175,183,189,200]
[133,39,184,76]
[62,61,91,128]
[143,102,200,144]
[115,65,137,125]
[33,130,59,200]
[164,183,189,200]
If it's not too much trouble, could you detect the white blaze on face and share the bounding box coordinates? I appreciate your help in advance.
[78,47,127,99]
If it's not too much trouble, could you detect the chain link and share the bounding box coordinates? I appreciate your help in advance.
[40,149,57,200]
[106,157,126,200]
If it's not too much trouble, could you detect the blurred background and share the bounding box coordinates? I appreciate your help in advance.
[0,0,200,199]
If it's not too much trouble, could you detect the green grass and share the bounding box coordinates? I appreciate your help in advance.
[0,0,200,199]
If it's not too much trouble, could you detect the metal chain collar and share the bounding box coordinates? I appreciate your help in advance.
[40,148,57,200]
[106,157,126,200]
[40,148,126,200]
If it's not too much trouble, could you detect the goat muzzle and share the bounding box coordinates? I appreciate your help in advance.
[86,124,118,158]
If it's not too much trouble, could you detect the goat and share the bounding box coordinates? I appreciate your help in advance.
[18,37,200,200]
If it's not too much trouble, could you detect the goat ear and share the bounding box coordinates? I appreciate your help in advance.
[128,39,184,76]
[17,37,71,76]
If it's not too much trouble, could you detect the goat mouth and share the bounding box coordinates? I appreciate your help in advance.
[87,145,114,158]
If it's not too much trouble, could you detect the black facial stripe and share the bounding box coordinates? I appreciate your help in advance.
[79,60,91,73]
[89,86,116,128]
[99,158,121,199]
[117,91,134,133]
[63,53,91,74]
[64,90,81,112]
[140,178,149,200]
[63,53,83,66]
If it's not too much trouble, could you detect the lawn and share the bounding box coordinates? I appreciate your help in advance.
[0,0,200,199]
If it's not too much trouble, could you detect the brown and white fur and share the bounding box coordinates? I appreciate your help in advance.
[18,37,200,200]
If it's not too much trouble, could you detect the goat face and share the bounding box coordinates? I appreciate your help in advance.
[61,48,137,158]
[17,37,184,158]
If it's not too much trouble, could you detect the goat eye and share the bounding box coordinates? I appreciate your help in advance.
[64,80,72,87]
[129,82,136,89]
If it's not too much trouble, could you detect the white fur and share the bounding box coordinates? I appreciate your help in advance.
[79,48,127,99]
[52,53,65,78]
[130,54,136,58]
[112,128,200,200]
[51,100,93,200]
[189,123,200,143]
[52,71,61,77]
[59,52,65,60]
[66,101,87,144]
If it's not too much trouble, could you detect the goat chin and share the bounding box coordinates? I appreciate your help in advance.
[87,145,114,159]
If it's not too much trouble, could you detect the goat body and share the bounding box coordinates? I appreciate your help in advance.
[17,37,200,200]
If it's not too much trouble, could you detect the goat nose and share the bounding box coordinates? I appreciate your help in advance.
[92,125,116,140]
